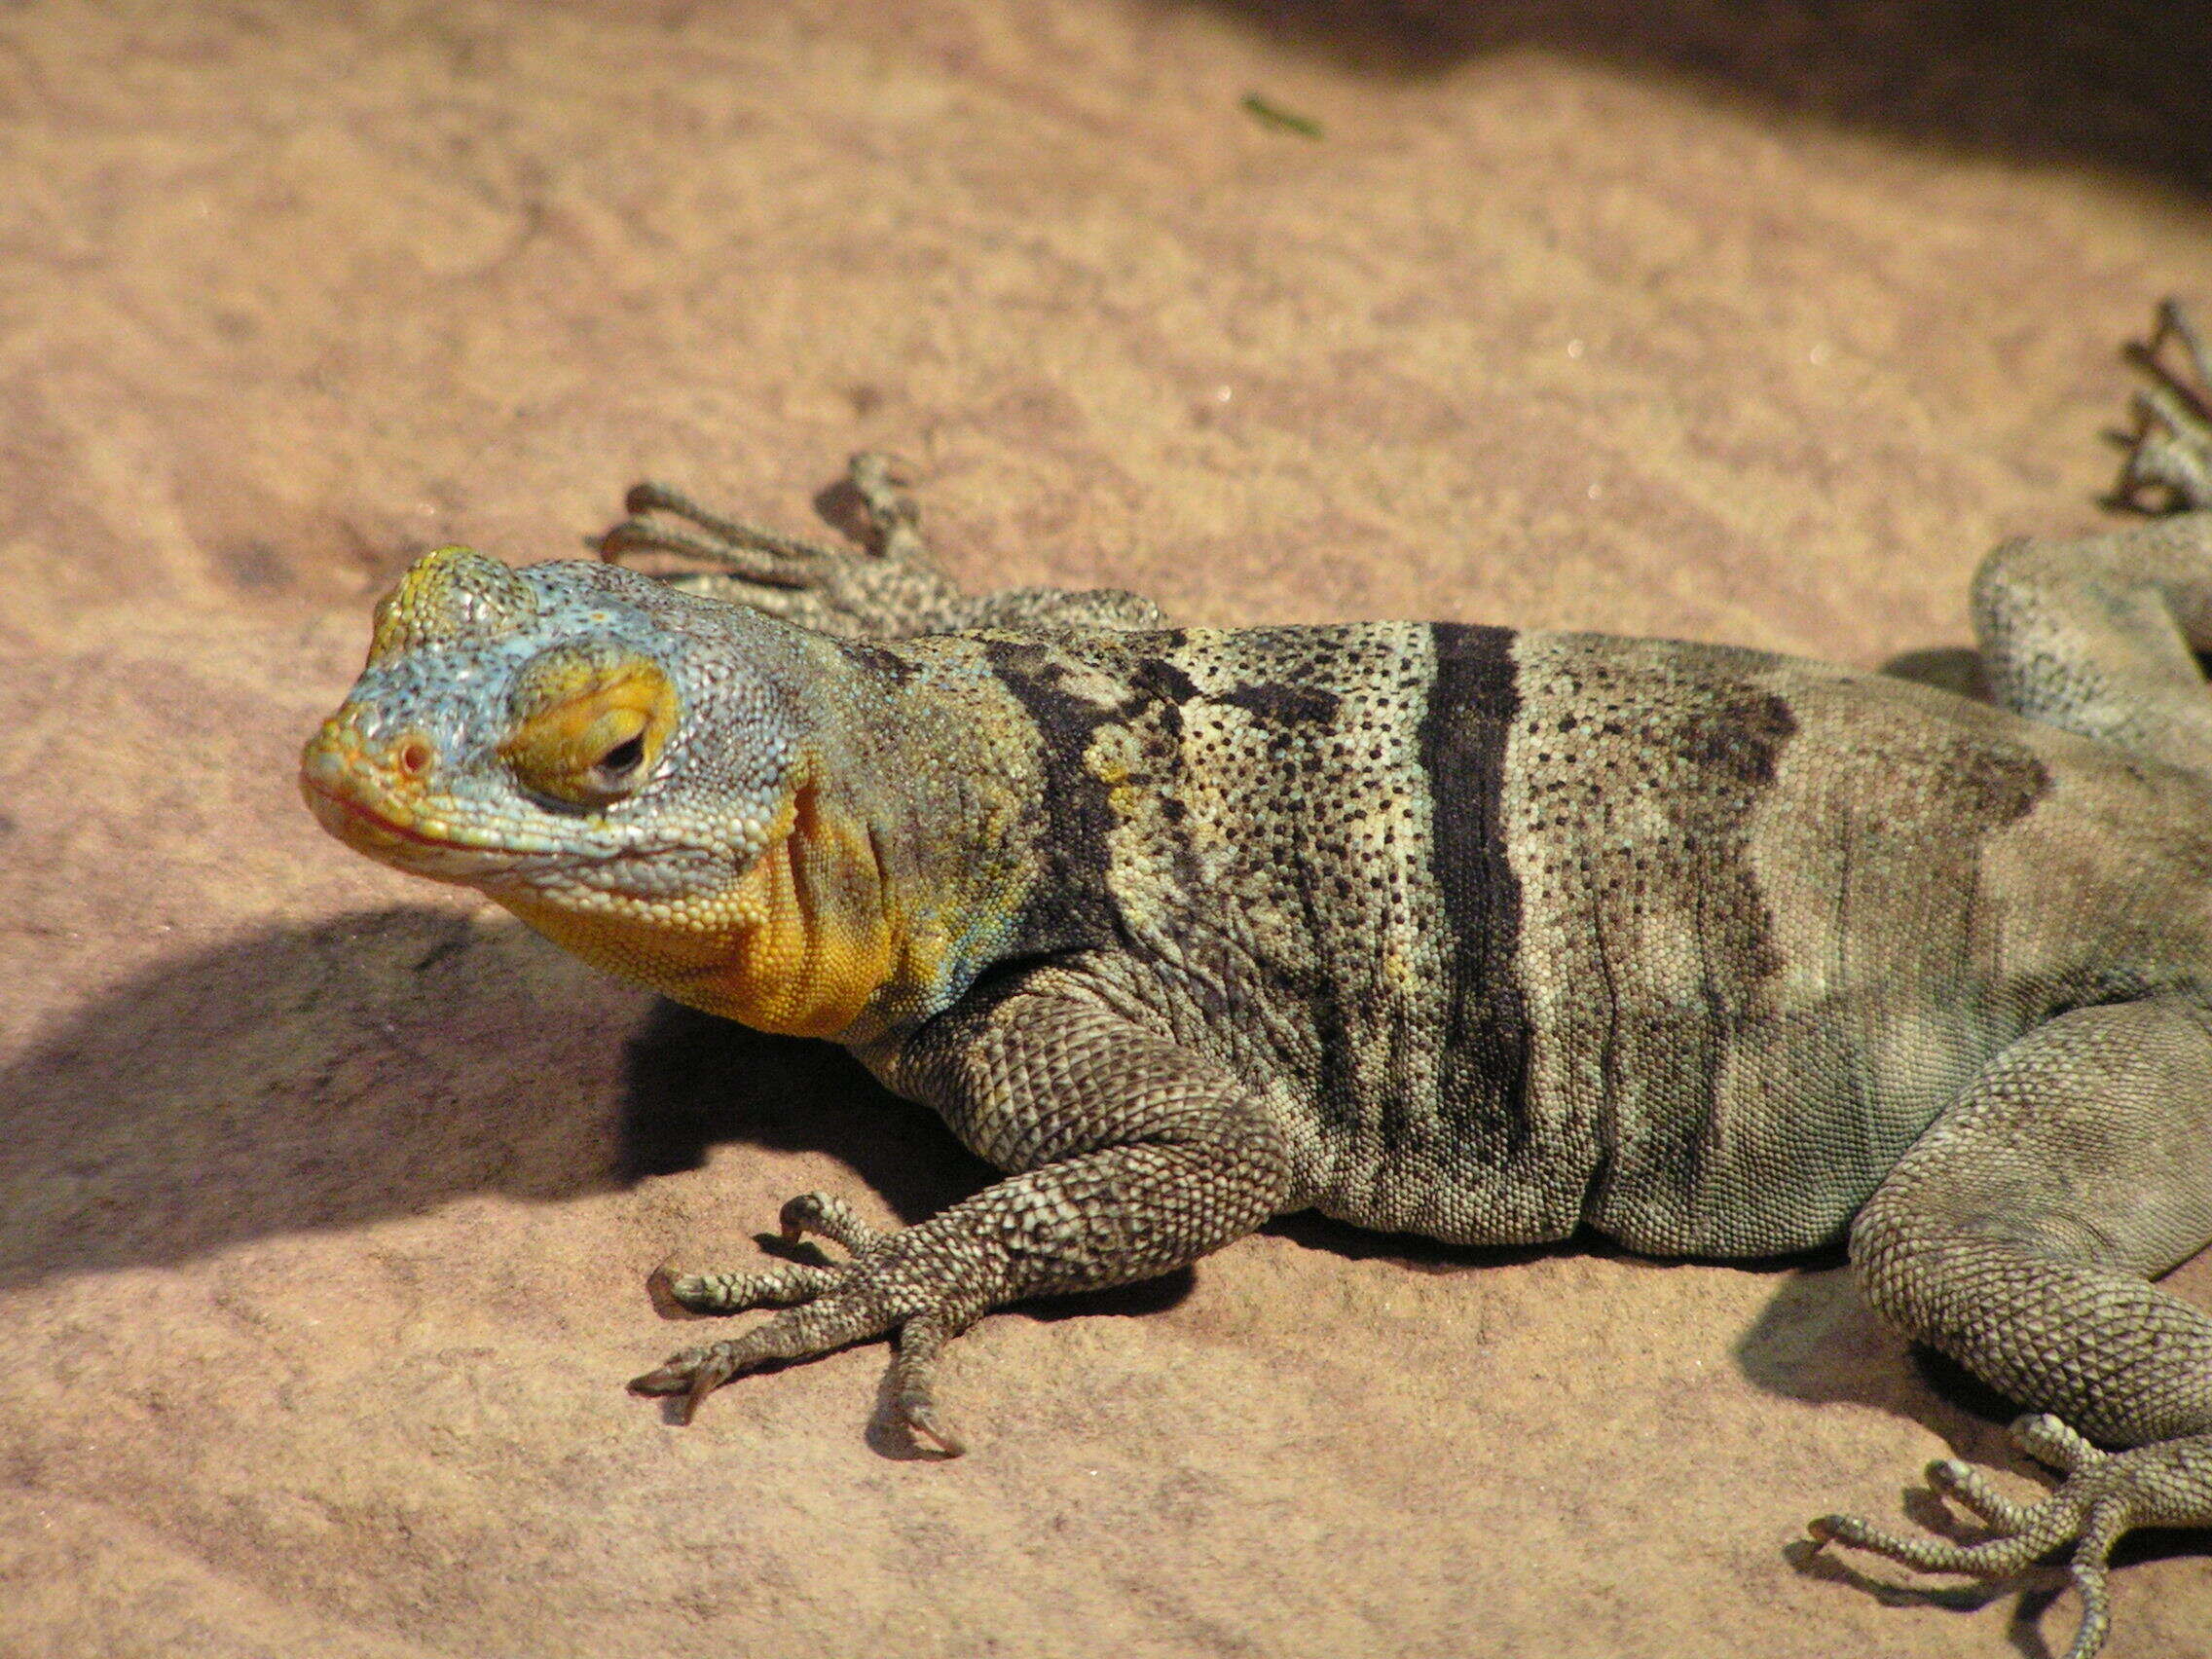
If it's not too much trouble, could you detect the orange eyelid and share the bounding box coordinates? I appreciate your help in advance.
[501,650,678,804]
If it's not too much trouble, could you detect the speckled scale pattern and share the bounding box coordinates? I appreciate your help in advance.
[955,620,1514,1238]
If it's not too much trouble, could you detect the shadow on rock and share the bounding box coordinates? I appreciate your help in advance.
[1263,1206,1591,1275]
[1175,0,2212,198]
[1882,646,1989,702]
[618,999,995,1223]
[0,904,977,1290]
[1734,1259,2002,1440]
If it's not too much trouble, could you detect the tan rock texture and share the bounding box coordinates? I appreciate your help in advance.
[4,3,2210,1655]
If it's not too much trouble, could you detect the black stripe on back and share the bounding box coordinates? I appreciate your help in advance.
[978,637,1130,958]
[1417,622,1532,1161]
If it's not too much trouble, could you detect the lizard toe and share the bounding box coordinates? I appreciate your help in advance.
[1927,1456,2037,1530]
[631,1283,917,1424]
[779,1191,886,1256]
[626,1341,740,1415]
[879,1307,973,1457]
[2012,1412,2104,1475]
[652,1259,849,1315]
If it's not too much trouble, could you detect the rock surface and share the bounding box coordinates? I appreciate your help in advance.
[3,3,2208,1655]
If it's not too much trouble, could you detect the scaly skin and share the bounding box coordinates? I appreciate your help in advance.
[2115,298,2212,514]
[305,309,2212,1658]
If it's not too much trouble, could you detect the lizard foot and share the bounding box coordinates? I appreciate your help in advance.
[627,1191,971,1455]
[598,453,964,637]
[2114,298,2212,513]
[1808,1414,2212,1659]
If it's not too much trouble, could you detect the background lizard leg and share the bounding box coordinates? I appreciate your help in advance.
[599,452,973,636]
[1970,506,2212,774]
[600,452,1170,636]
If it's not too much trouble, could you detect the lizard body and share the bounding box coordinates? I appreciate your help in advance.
[303,330,2212,1658]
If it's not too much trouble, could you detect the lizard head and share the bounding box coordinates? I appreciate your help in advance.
[302,547,899,1037]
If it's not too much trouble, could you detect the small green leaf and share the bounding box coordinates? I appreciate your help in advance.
[1240,93,1324,140]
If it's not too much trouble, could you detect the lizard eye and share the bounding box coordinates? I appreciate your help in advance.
[596,731,647,779]
[502,646,677,808]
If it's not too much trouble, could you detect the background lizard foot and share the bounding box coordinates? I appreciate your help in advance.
[597,453,966,636]
[2115,299,2212,512]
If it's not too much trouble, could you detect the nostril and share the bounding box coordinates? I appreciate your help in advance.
[395,735,434,780]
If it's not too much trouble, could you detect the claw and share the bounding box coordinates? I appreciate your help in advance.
[683,1356,730,1425]
[627,1342,743,1424]
[895,1394,967,1457]
[625,1356,691,1397]
[644,1257,695,1320]
[623,481,672,517]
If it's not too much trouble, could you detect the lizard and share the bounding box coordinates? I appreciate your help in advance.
[299,313,2212,1659]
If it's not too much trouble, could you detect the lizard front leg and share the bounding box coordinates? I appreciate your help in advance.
[599,452,1168,639]
[629,977,1293,1452]
[1810,997,2212,1659]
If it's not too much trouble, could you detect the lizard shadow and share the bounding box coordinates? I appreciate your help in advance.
[0,903,645,1292]
[1162,0,2212,200]
[1261,1206,1589,1274]
[0,904,1189,1325]
[13,904,2201,1574]
[1263,1213,2016,1450]
[1264,1212,2020,1465]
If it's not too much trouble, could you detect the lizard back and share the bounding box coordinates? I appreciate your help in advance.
[945,619,2212,1257]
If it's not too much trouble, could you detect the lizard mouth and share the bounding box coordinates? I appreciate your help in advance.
[302,773,459,849]
[298,750,525,880]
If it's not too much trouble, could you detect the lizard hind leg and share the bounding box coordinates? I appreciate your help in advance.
[1812,997,2212,1659]
[1971,303,2212,774]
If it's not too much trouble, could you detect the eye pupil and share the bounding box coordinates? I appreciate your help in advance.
[598,733,646,776]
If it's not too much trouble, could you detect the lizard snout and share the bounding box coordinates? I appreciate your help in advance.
[299,711,458,859]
